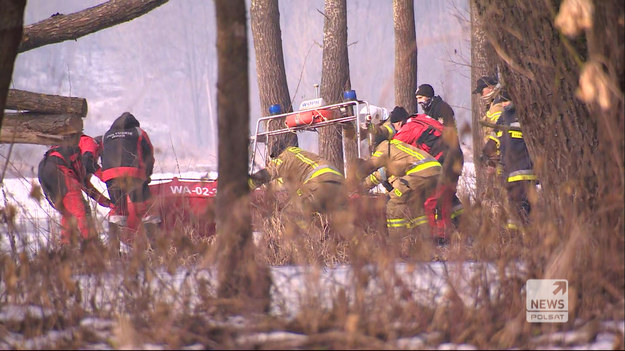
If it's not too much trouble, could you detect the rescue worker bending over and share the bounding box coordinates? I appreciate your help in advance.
[249,142,350,232]
[101,112,159,252]
[356,136,442,256]
[79,134,110,207]
[38,137,112,245]
[367,106,464,241]
[394,111,464,241]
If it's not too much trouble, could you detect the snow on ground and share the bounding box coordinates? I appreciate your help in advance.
[1,163,623,349]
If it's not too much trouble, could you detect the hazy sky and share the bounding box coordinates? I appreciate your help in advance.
[6,0,471,177]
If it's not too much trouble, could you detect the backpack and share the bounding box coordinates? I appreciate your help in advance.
[394,114,445,161]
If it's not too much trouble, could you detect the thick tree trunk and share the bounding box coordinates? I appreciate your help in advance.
[469,0,496,196]
[1,112,83,145]
[393,0,417,114]
[19,0,169,53]
[6,89,88,116]
[0,0,25,129]
[215,0,270,313]
[476,0,624,322]
[319,0,351,172]
[250,0,298,156]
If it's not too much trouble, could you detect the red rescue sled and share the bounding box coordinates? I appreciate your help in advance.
[125,177,218,240]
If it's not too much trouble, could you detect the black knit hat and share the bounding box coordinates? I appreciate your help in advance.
[389,106,409,123]
[415,84,435,98]
[473,76,498,94]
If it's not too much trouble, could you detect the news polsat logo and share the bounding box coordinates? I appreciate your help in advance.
[526,279,568,323]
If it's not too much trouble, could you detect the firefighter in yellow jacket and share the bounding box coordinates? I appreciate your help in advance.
[357,138,442,251]
[249,142,348,221]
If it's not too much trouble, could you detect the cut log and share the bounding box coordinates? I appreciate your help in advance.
[19,0,169,53]
[6,89,88,116]
[1,112,83,145]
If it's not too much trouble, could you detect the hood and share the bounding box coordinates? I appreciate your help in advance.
[110,112,140,130]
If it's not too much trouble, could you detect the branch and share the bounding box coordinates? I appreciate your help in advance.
[18,0,169,53]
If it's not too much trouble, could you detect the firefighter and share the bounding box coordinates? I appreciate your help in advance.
[391,111,464,243]
[248,142,350,234]
[356,136,442,256]
[474,76,506,174]
[496,101,537,230]
[38,137,111,245]
[101,112,159,252]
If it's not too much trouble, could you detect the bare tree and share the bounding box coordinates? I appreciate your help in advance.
[250,0,298,153]
[0,0,26,128]
[393,0,417,113]
[2,0,168,136]
[319,0,352,172]
[214,0,270,313]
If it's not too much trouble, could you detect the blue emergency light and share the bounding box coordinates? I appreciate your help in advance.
[269,104,282,115]
[343,90,357,101]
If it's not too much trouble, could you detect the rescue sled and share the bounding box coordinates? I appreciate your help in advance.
[122,177,218,243]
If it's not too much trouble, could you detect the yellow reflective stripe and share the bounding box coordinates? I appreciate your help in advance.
[507,174,537,182]
[393,188,403,197]
[509,130,523,138]
[391,139,425,160]
[406,161,441,175]
[271,158,283,166]
[383,124,395,139]
[248,178,256,189]
[387,218,409,228]
[496,131,503,137]
[369,174,380,185]
[294,153,318,168]
[408,215,429,228]
[372,150,384,157]
[276,177,284,184]
[506,222,519,230]
[486,111,501,123]
[304,166,343,184]
[451,208,464,219]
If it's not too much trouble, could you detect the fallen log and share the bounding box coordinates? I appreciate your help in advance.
[1,112,83,145]
[6,89,88,116]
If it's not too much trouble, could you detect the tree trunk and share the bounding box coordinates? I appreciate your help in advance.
[0,0,25,129]
[469,0,498,196]
[18,0,169,53]
[250,0,298,156]
[319,0,351,172]
[214,0,271,314]
[393,0,417,114]
[6,89,88,116]
[476,0,624,318]
[1,112,83,144]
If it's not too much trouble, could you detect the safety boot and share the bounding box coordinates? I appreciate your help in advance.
[108,215,127,256]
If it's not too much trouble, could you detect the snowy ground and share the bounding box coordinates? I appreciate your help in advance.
[0,163,623,349]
